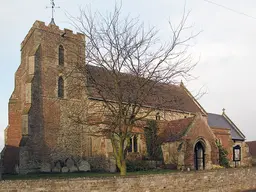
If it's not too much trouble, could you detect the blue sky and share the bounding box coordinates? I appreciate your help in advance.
[1,0,256,150]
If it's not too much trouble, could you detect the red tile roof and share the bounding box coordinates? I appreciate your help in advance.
[158,117,195,143]
[86,65,205,114]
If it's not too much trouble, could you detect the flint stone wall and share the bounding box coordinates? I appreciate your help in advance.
[0,168,256,192]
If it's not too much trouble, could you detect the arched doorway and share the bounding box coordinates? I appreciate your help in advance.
[194,141,205,170]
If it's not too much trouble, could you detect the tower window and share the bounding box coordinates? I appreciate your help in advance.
[58,76,64,98]
[59,45,64,66]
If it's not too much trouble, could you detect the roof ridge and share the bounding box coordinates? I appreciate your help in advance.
[180,83,207,116]
[87,65,207,114]
[87,64,181,88]
[207,112,222,116]
[222,113,245,139]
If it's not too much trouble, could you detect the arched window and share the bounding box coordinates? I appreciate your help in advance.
[128,135,138,153]
[58,76,64,98]
[133,135,138,152]
[128,137,133,152]
[156,112,160,120]
[59,45,64,66]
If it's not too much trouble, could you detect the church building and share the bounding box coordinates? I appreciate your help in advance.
[1,20,251,174]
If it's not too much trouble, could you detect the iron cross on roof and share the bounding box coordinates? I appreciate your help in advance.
[46,0,60,25]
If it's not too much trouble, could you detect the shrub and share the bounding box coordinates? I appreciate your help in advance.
[126,160,154,172]
[216,141,230,168]
[162,163,177,170]
[145,120,163,161]
[211,164,224,170]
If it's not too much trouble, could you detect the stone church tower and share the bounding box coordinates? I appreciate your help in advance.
[2,21,87,173]
[1,20,250,174]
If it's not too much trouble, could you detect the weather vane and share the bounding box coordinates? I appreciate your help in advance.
[46,0,60,25]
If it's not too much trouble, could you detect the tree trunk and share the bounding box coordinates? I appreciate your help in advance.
[116,157,127,176]
[119,159,127,176]
[116,150,127,175]
[112,136,128,176]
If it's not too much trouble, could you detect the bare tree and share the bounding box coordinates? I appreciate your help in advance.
[67,4,199,175]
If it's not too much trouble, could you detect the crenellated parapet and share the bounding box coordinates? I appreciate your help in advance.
[21,20,85,50]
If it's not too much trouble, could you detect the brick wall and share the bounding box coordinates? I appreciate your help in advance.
[185,115,219,167]
[0,168,256,191]
[212,127,233,159]
[252,156,256,166]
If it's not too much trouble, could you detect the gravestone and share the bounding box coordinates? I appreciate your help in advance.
[61,166,69,173]
[109,157,116,173]
[52,161,61,173]
[15,164,20,174]
[66,158,75,169]
[78,160,90,172]
[40,163,51,173]
[69,165,78,172]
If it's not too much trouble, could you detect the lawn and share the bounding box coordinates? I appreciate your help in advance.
[2,169,177,180]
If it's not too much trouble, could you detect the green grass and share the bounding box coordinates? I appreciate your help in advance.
[2,169,176,180]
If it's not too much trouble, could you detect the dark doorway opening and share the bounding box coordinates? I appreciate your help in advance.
[194,141,205,170]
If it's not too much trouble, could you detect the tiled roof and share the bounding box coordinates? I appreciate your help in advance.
[207,113,245,141]
[246,141,256,156]
[158,117,195,143]
[86,65,205,114]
